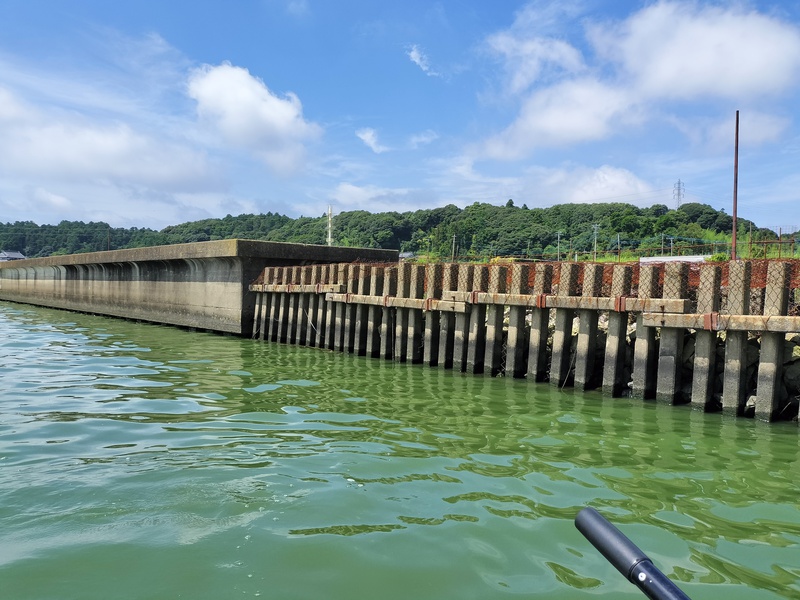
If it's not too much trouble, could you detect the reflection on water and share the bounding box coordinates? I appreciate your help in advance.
[1,302,799,599]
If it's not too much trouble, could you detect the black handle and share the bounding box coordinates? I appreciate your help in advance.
[575,507,691,600]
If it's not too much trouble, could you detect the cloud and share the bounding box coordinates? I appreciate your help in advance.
[671,111,790,150]
[481,1,800,160]
[408,130,438,149]
[331,181,439,214]
[484,78,634,158]
[356,127,390,153]
[30,187,72,210]
[434,156,654,210]
[0,86,218,191]
[539,164,654,205]
[486,13,585,95]
[285,0,310,18]
[590,1,800,101]
[187,62,322,174]
[407,44,439,77]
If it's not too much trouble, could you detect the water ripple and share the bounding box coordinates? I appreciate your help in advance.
[1,302,799,599]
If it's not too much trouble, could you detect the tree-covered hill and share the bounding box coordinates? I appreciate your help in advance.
[0,201,789,260]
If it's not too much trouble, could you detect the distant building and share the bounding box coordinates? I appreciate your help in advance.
[0,250,26,261]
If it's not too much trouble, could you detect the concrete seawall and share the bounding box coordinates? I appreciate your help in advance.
[252,260,800,423]
[0,239,398,336]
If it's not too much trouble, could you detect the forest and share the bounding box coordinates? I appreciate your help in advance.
[0,201,794,261]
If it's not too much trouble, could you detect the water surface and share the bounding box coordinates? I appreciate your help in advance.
[1,302,799,599]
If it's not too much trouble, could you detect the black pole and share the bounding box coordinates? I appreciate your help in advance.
[575,507,691,600]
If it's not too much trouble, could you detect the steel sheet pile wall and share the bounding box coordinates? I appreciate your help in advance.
[251,260,800,423]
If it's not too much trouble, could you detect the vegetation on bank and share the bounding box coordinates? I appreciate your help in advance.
[1,201,796,261]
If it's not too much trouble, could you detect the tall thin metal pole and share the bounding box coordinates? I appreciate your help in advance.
[556,231,562,261]
[732,110,739,260]
[326,205,333,247]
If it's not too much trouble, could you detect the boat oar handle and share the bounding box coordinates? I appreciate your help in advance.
[575,507,691,600]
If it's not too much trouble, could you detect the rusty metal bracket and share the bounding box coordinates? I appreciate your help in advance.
[703,312,719,331]
[614,296,627,312]
[535,294,548,309]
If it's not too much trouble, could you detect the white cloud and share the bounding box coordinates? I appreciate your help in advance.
[285,0,310,18]
[481,1,800,160]
[407,44,439,77]
[485,1,586,93]
[408,130,438,149]
[433,156,654,210]
[484,78,634,158]
[187,62,322,174]
[30,187,72,210]
[542,164,654,205]
[486,32,584,94]
[0,86,218,191]
[329,181,439,214]
[0,87,31,121]
[590,1,800,101]
[671,111,790,151]
[356,127,390,153]
[0,32,189,120]
[422,155,522,208]
[333,182,408,207]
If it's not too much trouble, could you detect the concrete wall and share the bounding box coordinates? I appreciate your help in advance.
[0,239,398,336]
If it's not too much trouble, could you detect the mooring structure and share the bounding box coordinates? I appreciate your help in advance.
[250,259,800,423]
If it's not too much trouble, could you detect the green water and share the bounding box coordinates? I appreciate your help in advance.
[1,302,799,599]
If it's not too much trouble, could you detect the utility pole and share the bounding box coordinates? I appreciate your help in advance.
[592,224,600,261]
[673,179,685,210]
[556,231,563,261]
[452,234,457,261]
[326,205,333,247]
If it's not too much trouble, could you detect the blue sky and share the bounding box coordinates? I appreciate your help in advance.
[1,1,799,232]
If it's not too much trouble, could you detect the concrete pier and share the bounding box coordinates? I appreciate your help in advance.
[631,264,659,399]
[602,265,633,396]
[505,263,530,378]
[527,263,553,382]
[575,263,602,390]
[484,265,508,377]
[423,264,444,367]
[252,258,800,424]
[0,239,398,336]
[453,265,474,373]
[756,262,791,421]
[691,264,722,410]
[550,263,579,387]
[722,261,751,415]
[466,266,489,374]
[656,263,689,404]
